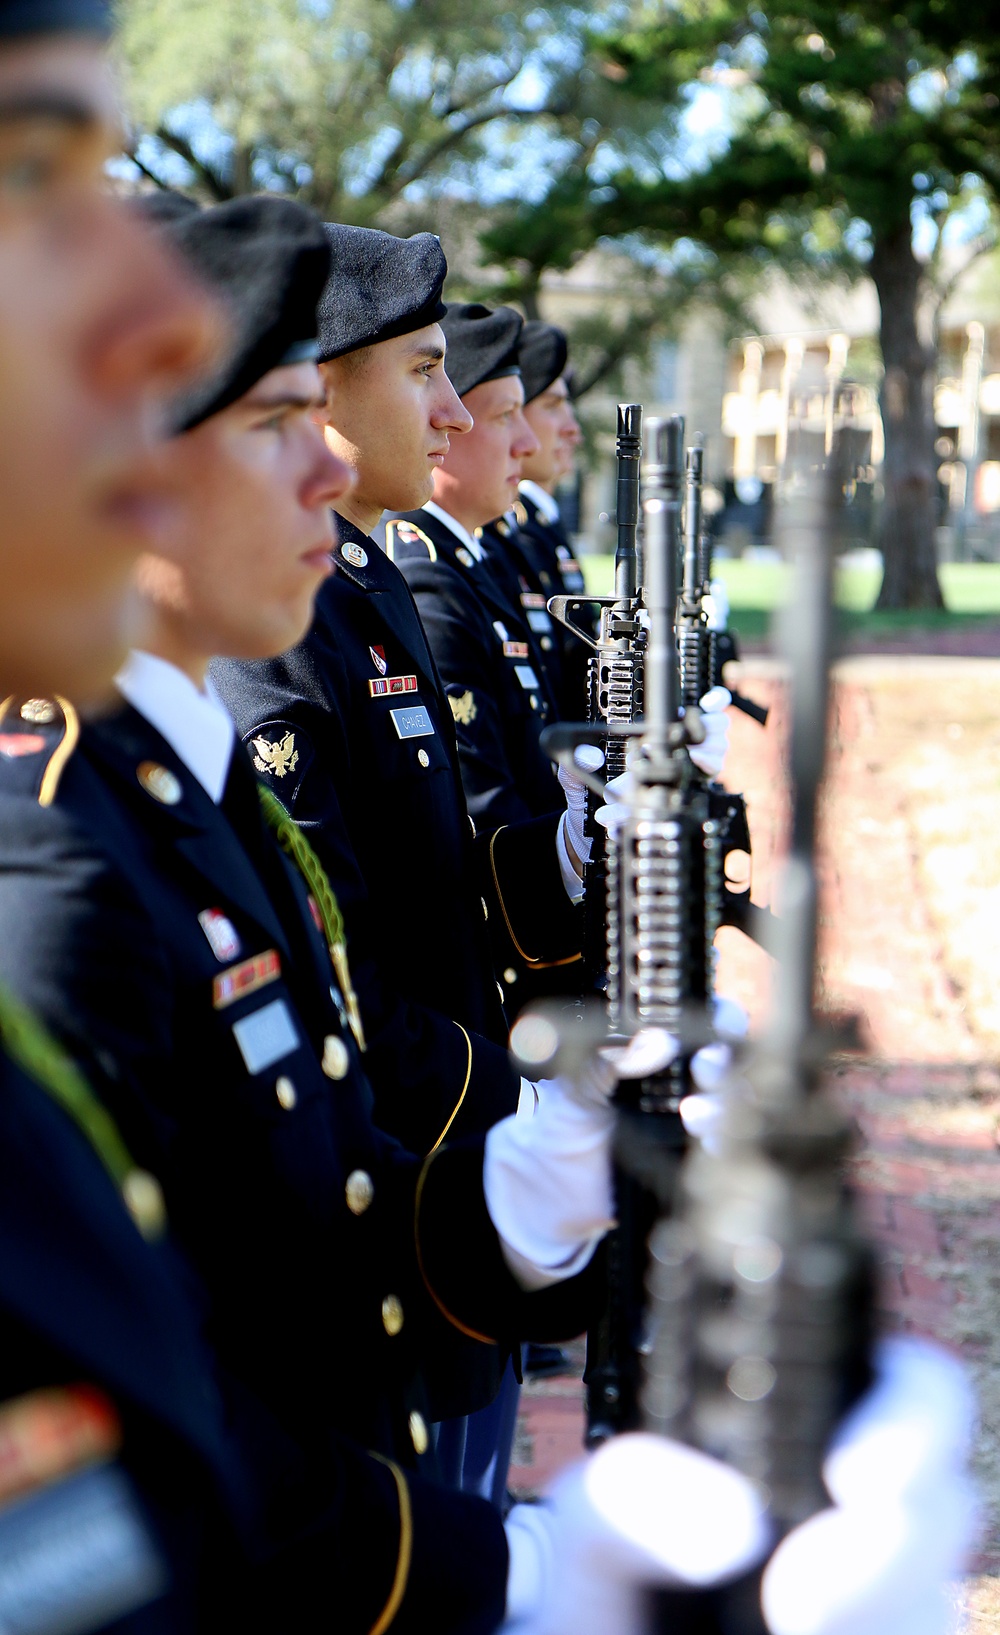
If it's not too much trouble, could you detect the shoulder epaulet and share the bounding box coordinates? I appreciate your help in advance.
[0,696,79,806]
[512,500,529,528]
[385,519,437,563]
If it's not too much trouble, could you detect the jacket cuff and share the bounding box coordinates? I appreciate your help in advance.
[414,1139,602,1346]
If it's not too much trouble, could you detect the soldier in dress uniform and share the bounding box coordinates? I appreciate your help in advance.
[389,302,575,825]
[0,7,254,1628]
[509,320,591,719]
[212,236,589,1113]
[516,322,585,594]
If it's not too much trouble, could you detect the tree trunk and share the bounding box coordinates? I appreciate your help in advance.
[870,224,943,609]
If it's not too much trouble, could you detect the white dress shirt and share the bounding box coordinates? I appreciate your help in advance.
[421,499,487,561]
[116,650,235,804]
[518,479,561,524]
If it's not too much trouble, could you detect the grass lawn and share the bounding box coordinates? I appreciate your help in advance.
[579,557,1000,645]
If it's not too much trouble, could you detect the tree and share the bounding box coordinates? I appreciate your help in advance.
[118,0,735,400]
[116,0,619,223]
[489,3,1000,608]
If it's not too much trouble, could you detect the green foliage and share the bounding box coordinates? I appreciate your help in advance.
[589,3,1000,270]
[115,0,736,401]
[117,0,595,218]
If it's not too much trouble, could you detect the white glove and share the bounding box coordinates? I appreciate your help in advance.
[490,1018,741,1291]
[704,577,730,632]
[504,1337,977,1635]
[593,693,731,830]
[485,1073,616,1291]
[558,744,605,869]
[677,996,749,1151]
[504,1435,769,1633]
[762,1337,977,1635]
[689,685,731,779]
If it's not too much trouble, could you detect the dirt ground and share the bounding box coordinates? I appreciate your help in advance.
[512,652,1000,1629]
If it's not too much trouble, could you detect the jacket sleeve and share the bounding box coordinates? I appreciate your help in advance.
[212,649,520,1156]
[394,1133,603,1354]
[264,1447,509,1635]
[475,813,583,976]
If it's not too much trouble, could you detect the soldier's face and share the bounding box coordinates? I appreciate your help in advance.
[521,376,581,488]
[432,375,540,530]
[0,36,219,702]
[138,362,353,663]
[319,324,472,518]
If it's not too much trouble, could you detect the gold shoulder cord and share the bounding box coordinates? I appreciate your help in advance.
[257,784,366,1051]
[366,1455,413,1635]
[0,984,165,1240]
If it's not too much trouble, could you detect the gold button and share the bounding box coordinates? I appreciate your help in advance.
[541,637,553,651]
[409,1410,429,1456]
[468,815,476,839]
[503,967,518,985]
[122,1169,166,1241]
[529,696,539,711]
[20,698,56,725]
[137,761,182,805]
[382,1294,404,1337]
[275,1076,297,1110]
[322,1035,350,1080]
[345,1168,374,1215]
[417,748,430,768]
[480,897,488,922]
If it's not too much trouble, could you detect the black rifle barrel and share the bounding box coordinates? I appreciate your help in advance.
[682,444,704,601]
[764,460,837,1073]
[614,403,642,604]
[640,416,684,741]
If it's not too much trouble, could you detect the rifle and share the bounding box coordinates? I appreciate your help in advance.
[548,404,645,984]
[678,446,768,940]
[534,417,726,1440]
[642,439,874,1630]
[681,456,769,729]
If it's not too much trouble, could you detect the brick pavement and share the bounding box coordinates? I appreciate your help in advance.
[509,655,1000,1624]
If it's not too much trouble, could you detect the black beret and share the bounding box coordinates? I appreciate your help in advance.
[440,302,523,399]
[129,190,201,228]
[0,0,110,34]
[161,195,330,432]
[318,225,447,362]
[518,320,569,405]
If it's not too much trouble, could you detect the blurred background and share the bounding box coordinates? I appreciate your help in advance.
[113,0,1000,636]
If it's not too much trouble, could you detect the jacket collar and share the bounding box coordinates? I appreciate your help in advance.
[116,650,235,806]
[323,513,445,702]
[519,479,561,524]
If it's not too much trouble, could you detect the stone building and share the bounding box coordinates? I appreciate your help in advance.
[539,245,1000,559]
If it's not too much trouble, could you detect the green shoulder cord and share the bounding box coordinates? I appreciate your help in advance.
[257,784,366,1051]
[0,983,166,1241]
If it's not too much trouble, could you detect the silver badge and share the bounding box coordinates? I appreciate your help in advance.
[389,705,436,740]
[341,541,369,569]
[231,998,300,1075]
